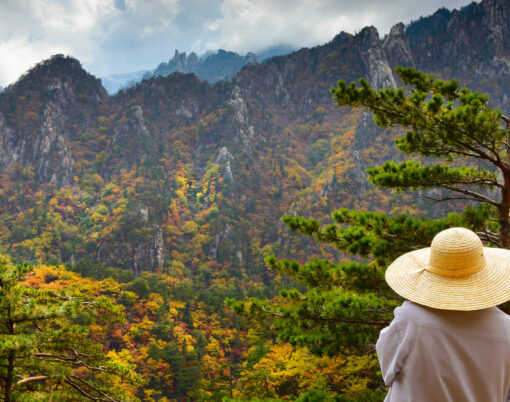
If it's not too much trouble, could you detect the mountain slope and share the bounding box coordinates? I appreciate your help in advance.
[0,0,508,275]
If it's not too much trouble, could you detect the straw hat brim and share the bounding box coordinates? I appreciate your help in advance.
[385,247,510,311]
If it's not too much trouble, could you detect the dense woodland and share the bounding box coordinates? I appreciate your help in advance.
[0,0,510,399]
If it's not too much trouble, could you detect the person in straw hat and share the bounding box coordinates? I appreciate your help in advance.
[376,227,510,401]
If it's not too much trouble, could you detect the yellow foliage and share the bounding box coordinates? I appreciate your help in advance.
[173,325,195,352]
[182,220,199,234]
[145,293,164,314]
[240,343,374,400]
[206,337,220,356]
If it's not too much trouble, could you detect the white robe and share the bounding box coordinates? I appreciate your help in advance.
[376,301,510,402]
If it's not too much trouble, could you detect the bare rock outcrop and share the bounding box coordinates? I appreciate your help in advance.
[0,55,107,185]
[108,105,155,171]
[228,86,255,154]
[356,26,396,89]
[383,23,414,69]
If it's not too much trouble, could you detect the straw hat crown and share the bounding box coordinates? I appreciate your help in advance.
[427,228,486,277]
[385,227,510,310]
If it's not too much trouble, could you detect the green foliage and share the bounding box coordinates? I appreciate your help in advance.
[332,66,510,247]
[228,204,490,356]
[331,67,506,155]
[282,207,490,265]
[0,255,139,401]
[367,161,498,190]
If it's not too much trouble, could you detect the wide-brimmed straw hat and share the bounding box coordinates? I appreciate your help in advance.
[385,227,510,311]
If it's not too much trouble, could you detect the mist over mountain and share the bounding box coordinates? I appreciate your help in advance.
[101,49,257,94]
[101,46,297,94]
[256,44,296,61]
[100,70,148,95]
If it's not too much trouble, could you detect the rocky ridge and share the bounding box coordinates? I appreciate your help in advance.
[0,0,509,273]
[0,55,106,186]
[147,49,257,83]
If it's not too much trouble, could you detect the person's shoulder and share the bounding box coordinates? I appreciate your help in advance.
[492,307,510,324]
[400,301,426,315]
[484,308,510,341]
[393,301,419,321]
[399,301,447,322]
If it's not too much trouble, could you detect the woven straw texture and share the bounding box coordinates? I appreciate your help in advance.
[385,228,510,311]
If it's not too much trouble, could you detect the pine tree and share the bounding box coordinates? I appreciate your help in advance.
[227,67,510,399]
[0,254,139,401]
[333,67,510,247]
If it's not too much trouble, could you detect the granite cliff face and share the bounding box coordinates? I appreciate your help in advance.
[356,26,397,89]
[107,105,155,173]
[0,55,106,186]
[383,23,414,70]
[0,0,509,274]
[407,0,510,87]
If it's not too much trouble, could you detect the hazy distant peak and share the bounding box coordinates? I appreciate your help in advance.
[147,48,259,84]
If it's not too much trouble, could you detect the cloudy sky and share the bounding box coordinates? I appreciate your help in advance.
[0,0,475,87]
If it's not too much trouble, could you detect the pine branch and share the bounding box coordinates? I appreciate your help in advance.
[425,148,480,159]
[33,352,107,373]
[64,378,113,402]
[422,195,481,204]
[477,229,503,247]
[11,313,63,323]
[33,352,77,362]
[333,78,507,168]
[368,161,502,192]
[71,375,117,402]
[370,102,502,165]
[14,375,48,386]
[251,303,389,326]
[442,185,500,207]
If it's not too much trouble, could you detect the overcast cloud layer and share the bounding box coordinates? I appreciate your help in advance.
[0,0,475,87]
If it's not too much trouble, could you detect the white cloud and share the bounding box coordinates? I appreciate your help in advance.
[0,0,184,84]
[0,37,71,86]
[203,0,475,53]
[0,0,476,87]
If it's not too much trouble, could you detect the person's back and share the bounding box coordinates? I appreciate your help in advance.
[377,301,510,402]
[377,228,510,402]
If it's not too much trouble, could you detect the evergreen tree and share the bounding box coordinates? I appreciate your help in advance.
[227,67,510,399]
[0,254,139,401]
[333,67,510,247]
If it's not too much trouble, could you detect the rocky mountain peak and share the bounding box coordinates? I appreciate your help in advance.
[9,54,107,103]
[25,54,84,80]
[150,49,259,83]
[330,31,354,45]
[355,26,396,89]
[0,55,110,186]
[383,22,414,68]
[406,7,452,50]
[169,50,200,70]
[404,0,510,85]
[357,26,380,48]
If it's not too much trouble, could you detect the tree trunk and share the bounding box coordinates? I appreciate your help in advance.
[4,313,14,402]
[4,351,14,402]
[500,118,510,248]
[499,203,510,248]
